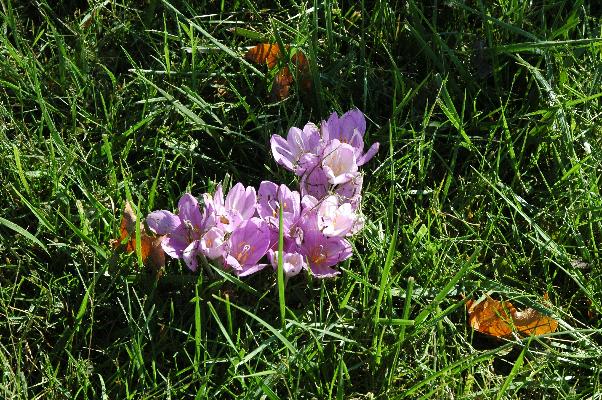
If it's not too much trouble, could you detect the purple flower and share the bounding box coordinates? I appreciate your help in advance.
[299,164,330,200]
[300,228,352,278]
[225,183,257,220]
[321,139,359,185]
[183,241,202,272]
[223,218,271,277]
[321,109,379,166]
[199,226,226,260]
[257,181,301,237]
[297,194,320,233]
[144,108,377,278]
[317,195,358,237]
[203,183,257,232]
[146,194,209,266]
[267,249,307,277]
[334,174,363,210]
[270,122,321,175]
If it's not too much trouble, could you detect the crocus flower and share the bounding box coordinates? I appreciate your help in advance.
[224,183,257,220]
[321,139,359,185]
[334,174,363,210]
[321,109,379,166]
[257,181,301,236]
[182,241,202,272]
[267,249,307,277]
[300,229,352,278]
[146,194,208,261]
[270,122,321,175]
[299,164,330,200]
[144,108,377,278]
[317,195,358,237]
[199,226,226,260]
[203,183,257,232]
[223,218,271,277]
[293,194,319,237]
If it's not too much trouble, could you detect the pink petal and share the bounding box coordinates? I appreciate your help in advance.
[225,183,245,211]
[161,226,189,258]
[310,264,341,278]
[236,263,268,277]
[301,231,352,272]
[183,240,200,272]
[199,227,225,260]
[214,185,225,208]
[318,196,357,237]
[224,254,242,271]
[321,140,359,185]
[225,183,256,219]
[146,210,180,235]
[320,112,340,143]
[226,218,271,266]
[296,153,320,176]
[357,142,380,166]
[271,134,295,171]
[268,250,306,277]
[257,181,279,219]
[302,122,321,153]
[178,193,204,228]
[335,175,363,208]
[240,186,257,219]
[299,165,330,199]
[341,108,366,138]
[287,127,304,155]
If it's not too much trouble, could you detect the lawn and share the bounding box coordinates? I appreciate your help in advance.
[1,0,601,398]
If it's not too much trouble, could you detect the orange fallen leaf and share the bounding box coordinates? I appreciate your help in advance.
[244,43,312,100]
[272,67,293,100]
[466,295,558,338]
[113,201,165,271]
[245,43,284,69]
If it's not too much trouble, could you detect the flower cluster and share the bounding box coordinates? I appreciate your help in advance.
[146,109,378,278]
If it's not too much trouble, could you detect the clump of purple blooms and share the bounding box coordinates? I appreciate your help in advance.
[146,109,379,279]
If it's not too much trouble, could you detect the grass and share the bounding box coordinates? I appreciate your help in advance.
[1,0,601,398]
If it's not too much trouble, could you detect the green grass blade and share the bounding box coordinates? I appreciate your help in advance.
[495,338,530,400]
[277,202,286,329]
[0,216,47,252]
[213,295,297,354]
[11,144,31,196]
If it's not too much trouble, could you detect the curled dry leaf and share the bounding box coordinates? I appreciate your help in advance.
[244,43,312,100]
[466,294,558,338]
[113,201,165,271]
